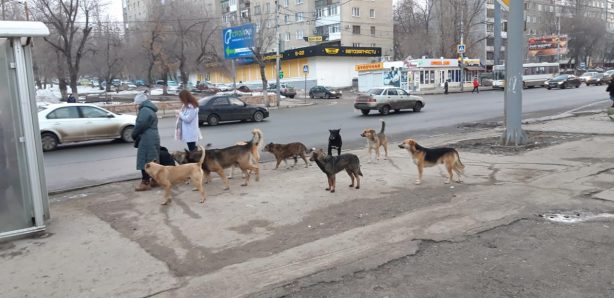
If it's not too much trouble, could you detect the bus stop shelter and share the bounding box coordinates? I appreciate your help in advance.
[0,21,50,240]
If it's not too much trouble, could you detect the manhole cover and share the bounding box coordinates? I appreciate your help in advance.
[540,211,614,223]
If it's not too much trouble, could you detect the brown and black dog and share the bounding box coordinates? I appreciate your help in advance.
[144,145,206,205]
[398,139,464,185]
[185,131,261,189]
[230,128,263,178]
[360,119,388,162]
[310,148,362,193]
[264,142,310,169]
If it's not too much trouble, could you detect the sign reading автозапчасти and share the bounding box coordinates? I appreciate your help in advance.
[223,24,255,60]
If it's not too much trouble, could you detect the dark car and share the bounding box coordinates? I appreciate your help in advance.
[309,86,342,99]
[192,82,220,94]
[133,80,146,86]
[546,74,581,90]
[268,83,297,98]
[198,95,269,126]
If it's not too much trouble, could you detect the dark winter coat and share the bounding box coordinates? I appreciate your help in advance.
[607,81,614,97]
[132,100,160,170]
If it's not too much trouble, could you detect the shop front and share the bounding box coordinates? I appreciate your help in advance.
[404,58,485,93]
[355,61,408,92]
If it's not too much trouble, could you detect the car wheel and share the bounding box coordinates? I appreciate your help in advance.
[252,111,264,122]
[361,109,370,116]
[121,126,134,143]
[576,84,580,88]
[522,81,527,89]
[309,94,314,99]
[561,83,567,89]
[41,132,59,152]
[379,105,391,115]
[547,86,551,90]
[413,102,423,112]
[207,114,220,126]
[289,95,295,99]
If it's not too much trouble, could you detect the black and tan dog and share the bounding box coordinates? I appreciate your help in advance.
[185,132,261,190]
[310,148,362,193]
[230,128,263,179]
[144,145,206,205]
[264,142,310,169]
[398,139,464,185]
[360,119,388,162]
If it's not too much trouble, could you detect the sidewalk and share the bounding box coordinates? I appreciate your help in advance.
[2,111,614,297]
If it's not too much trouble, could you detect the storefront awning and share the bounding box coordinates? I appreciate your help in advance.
[465,66,485,71]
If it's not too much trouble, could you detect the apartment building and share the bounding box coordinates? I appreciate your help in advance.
[122,0,218,29]
[220,0,393,56]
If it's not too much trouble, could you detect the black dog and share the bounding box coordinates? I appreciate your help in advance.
[328,129,342,156]
[310,148,362,193]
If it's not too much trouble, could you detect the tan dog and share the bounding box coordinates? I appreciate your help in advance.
[398,139,464,185]
[360,119,388,162]
[144,145,206,205]
[263,142,310,169]
[230,128,263,178]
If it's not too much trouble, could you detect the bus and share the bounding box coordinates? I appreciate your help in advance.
[492,62,560,89]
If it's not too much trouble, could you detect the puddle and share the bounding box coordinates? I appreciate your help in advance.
[540,211,614,223]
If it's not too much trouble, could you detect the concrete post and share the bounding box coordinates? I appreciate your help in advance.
[494,0,502,66]
[501,0,527,146]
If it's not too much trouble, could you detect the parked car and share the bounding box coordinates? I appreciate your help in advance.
[237,85,252,93]
[192,82,220,94]
[604,70,614,78]
[579,72,600,85]
[587,73,610,86]
[354,87,425,116]
[167,80,180,94]
[133,80,146,87]
[546,74,581,89]
[269,83,297,98]
[309,86,342,99]
[38,103,136,151]
[197,95,269,126]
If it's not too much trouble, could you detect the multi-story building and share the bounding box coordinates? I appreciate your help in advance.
[123,0,218,30]
[221,0,393,55]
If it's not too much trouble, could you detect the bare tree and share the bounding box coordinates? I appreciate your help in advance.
[33,0,97,96]
[249,16,276,102]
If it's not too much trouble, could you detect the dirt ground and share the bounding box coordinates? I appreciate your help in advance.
[450,130,592,155]
[270,215,614,298]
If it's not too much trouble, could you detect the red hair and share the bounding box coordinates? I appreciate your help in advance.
[179,90,199,108]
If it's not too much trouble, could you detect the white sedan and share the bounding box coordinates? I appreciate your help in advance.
[38,103,137,151]
[354,87,425,116]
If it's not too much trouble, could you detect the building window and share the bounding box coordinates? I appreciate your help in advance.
[296,30,304,39]
[295,12,304,22]
[285,32,291,41]
[353,43,361,47]
[371,43,376,47]
[240,9,249,19]
[370,9,375,18]
[296,0,303,4]
[284,15,290,24]
[352,25,360,34]
[352,7,360,17]
[330,23,340,33]
[254,5,261,15]
[283,0,289,7]
[370,26,375,35]
[266,2,270,13]
[328,4,338,16]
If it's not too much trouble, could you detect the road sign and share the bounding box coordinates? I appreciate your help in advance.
[496,0,509,9]
[279,71,284,79]
[303,65,309,73]
[457,44,465,54]
[222,23,255,60]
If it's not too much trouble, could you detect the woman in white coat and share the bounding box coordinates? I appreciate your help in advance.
[176,90,201,151]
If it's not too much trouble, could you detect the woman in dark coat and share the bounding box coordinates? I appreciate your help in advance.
[131,92,160,191]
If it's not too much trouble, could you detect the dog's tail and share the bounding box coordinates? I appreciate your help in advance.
[379,119,386,134]
[197,145,206,167]
[452,149,465,174]
[358,167,363,177]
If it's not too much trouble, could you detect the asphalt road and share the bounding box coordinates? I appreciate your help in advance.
[43,86,609,192]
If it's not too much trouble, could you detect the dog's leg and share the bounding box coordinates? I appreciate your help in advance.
[192,175,207,203]
[300,153,309,168]
[415,162,424,185]
[445,163,454,184]
[346,169,355,187]
[453,164,463,183]
[284,158,290,169]
[274,158,282,170]
[355,171,361,189]
[241,169,250,187]
[228,166,235,179]
[330,175,336,193]
[292,156,298,168]
[382,143,388,160]
[375,144,380,161]
[368,144,373,163]
[253,163,260,182]
[162,185,172,205]
[217,169,230,190]
[337,147,341,156]
[325,175,332,191]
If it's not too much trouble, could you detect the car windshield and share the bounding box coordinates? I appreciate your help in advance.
[367,88,384,95]
[199,96,214,105]
[167,81,178,86]
[581,72,597,77]
[553,75,568,80]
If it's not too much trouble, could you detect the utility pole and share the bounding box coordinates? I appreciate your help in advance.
[275,0,281,106]
[459,8,465,92]
[556,1,560,64]
[494,0,502,66]
[2,0,5,20]
[501,0,527,146]
[232,0,241,95]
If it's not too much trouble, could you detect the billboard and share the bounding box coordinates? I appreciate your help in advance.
[528,35,568,57]
[223,23,255,60]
